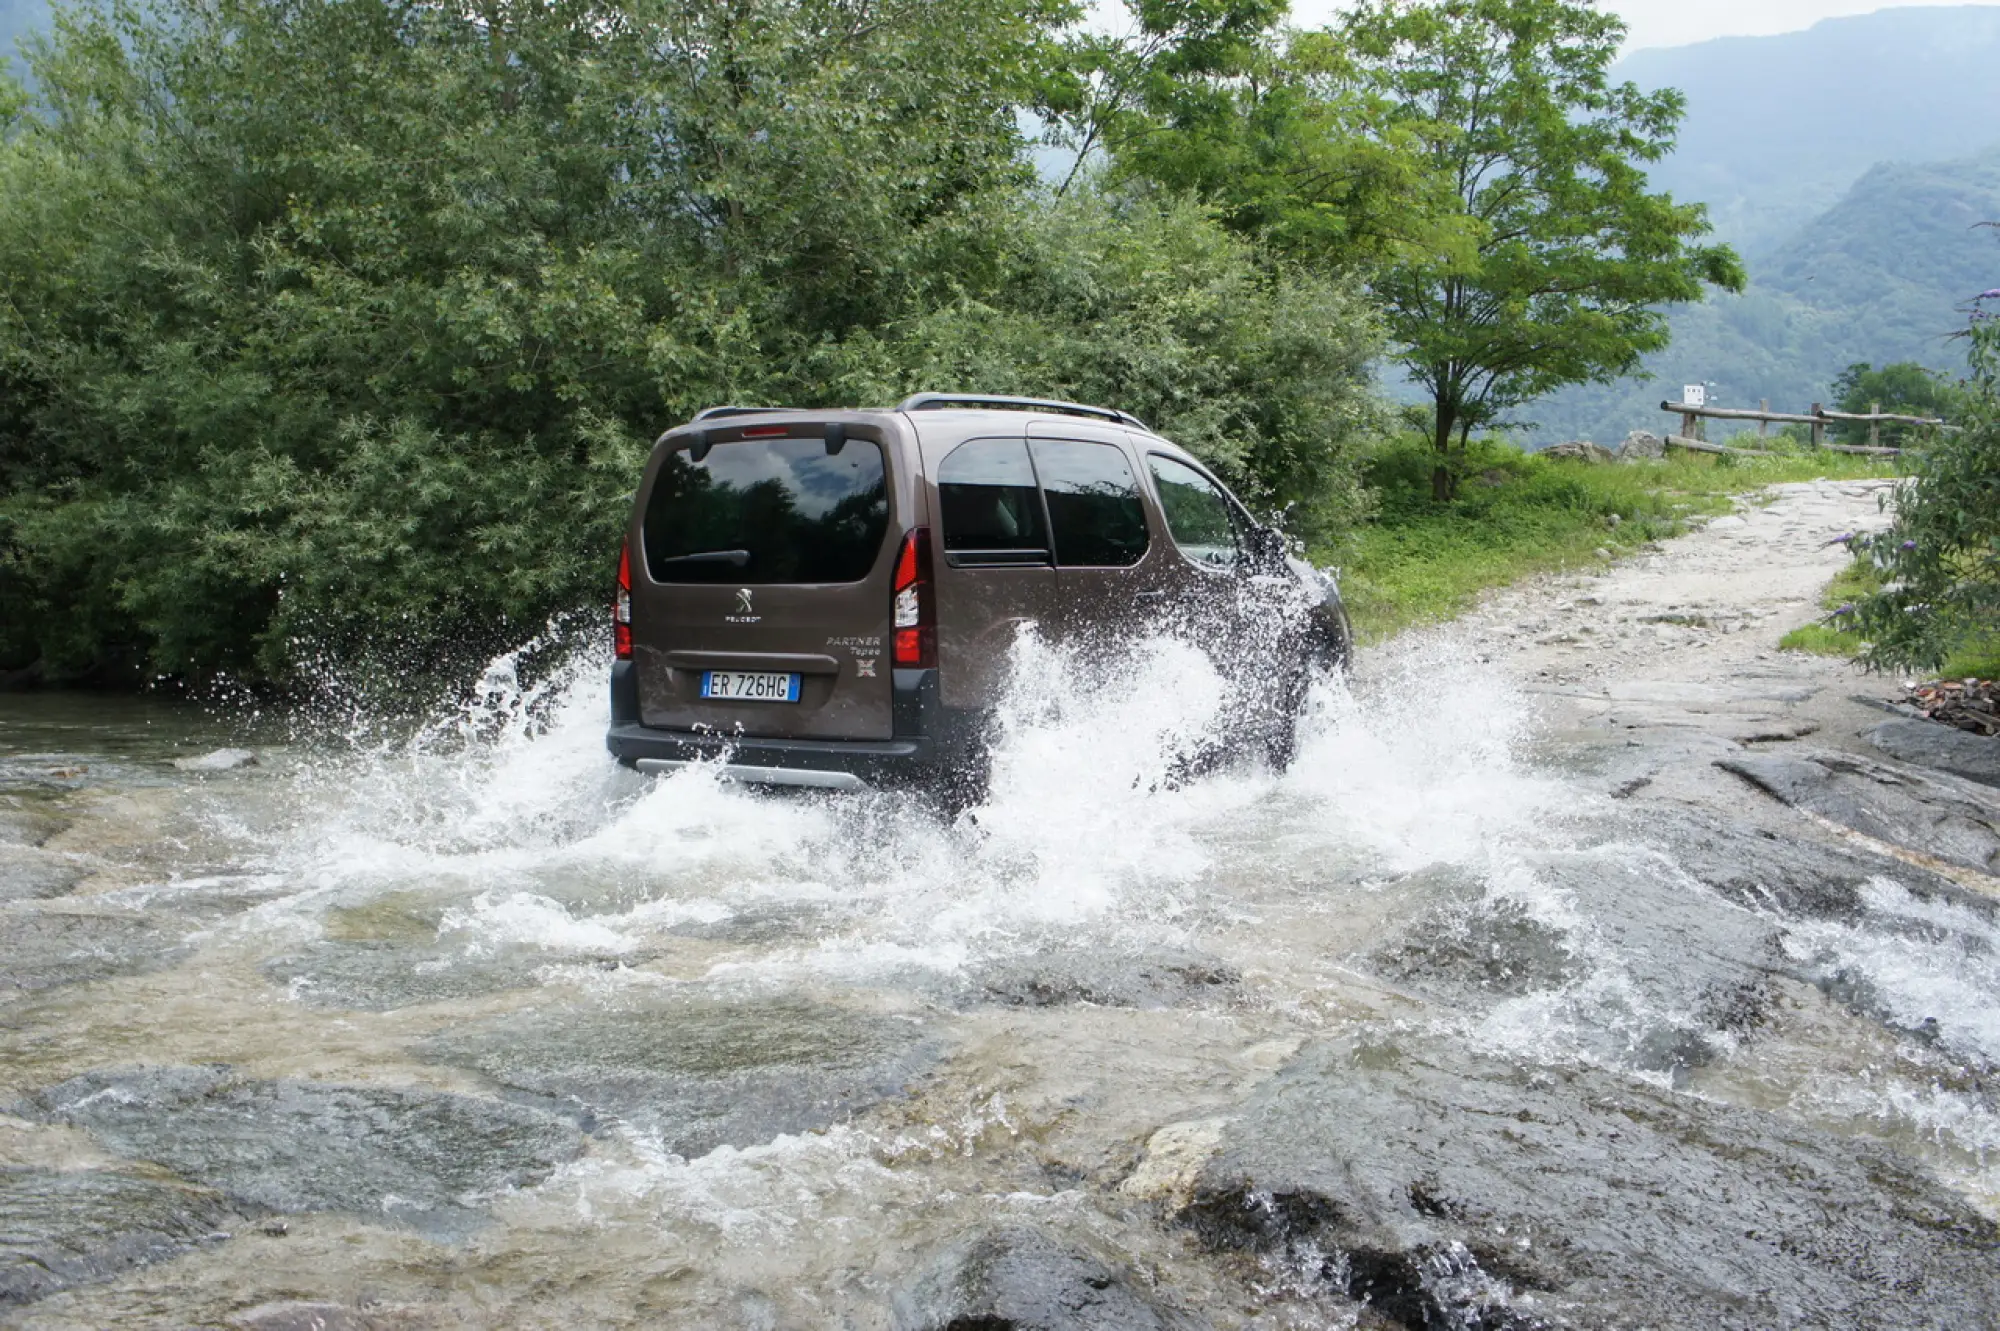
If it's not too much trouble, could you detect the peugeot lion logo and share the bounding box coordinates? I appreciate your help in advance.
[734,588,754,616]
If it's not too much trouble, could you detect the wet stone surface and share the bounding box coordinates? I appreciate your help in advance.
[1369,847,1785,1078]
[13,1066,583,1240]
[894,1225,1208,1331]
[265,939,619,1011]
[425,996,942,1157]
[1182,1034,2000,1331]
[975,948,1241,1011]
[0,1167,235,1306]
[0,846,84,903]
[0,907,194,995]
[1721,750,2000,876]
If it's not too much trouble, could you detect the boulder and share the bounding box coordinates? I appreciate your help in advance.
[1617,429,1666,461]
[1540,440,1613,463]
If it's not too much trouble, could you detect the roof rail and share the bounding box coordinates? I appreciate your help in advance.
[894,393,1147,430]
[692,405,801,421]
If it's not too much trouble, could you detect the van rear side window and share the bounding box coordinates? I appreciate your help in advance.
[1031,439,1148,568]
[643,437,889,584]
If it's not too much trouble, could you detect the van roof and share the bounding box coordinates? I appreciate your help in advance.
[692,395,1150,431]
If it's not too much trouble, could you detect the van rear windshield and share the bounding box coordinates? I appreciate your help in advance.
[643,437,889,584]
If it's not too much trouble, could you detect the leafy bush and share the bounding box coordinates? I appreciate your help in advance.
[0,0,1383,686]
[1850,326,2000,672]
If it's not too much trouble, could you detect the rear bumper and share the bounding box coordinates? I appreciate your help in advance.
[604,661,980,789]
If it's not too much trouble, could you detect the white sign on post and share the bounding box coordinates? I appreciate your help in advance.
[1683,384,1707,407]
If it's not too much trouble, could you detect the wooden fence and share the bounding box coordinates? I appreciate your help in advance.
[1658,398,1952,458]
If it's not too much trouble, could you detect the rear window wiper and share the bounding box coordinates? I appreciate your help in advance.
[652,549,751,567]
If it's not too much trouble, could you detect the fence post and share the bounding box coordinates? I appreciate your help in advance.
[1870,402,1880,449]
[1810,403,1824,449]
[1680,409,1694,441]
[1759,399,1769,438]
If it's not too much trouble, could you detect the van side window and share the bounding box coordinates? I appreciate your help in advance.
[938,439,1051,567]
[1030,439,1149,568]
[1147,455,1242,570]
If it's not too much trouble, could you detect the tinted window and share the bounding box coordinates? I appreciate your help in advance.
[938,439,1050,566]
[1149,455,1241,570]
[642,437,888,584]
[1030,439,1148,568]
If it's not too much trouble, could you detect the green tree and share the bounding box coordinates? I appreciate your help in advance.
[1345,0,1744,499]
[0,0,1385,685]
[1830,360,1965,447]
[1850,324,2000,673]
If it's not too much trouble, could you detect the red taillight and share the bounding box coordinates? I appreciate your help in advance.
[891,527,935,669]
[614,541,633,661]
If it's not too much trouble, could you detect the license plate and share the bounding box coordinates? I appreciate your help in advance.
[700,670,801,702]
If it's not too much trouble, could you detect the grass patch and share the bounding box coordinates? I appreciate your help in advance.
[1778,560,1880,657]
[1329,438,1894,640]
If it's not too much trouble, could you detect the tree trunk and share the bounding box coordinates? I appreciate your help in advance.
[1431,395,1458,502]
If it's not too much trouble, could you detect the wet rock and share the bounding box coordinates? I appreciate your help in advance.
[1369,850,1784,1078]
[0,1167,235,1307]
[173,748,259,772]
[894,1225,1207,1331]
[1720,750,2000,876]
[977,949,1240,1010]
[0,845,84,902]
[15,1066,581,1239]
[1183,1035,2000,1330]
[265,940,576,1011]
[0,907,191,994]
[1651,808,1967,918]
[1865,718,2000,789]
[426,997,940,1157]
[1616,430,1665,461]
[0,801,67,847]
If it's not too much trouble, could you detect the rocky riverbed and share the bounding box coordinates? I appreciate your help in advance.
[2,477,1996,1329]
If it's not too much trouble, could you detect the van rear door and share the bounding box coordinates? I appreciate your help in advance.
[627,418,910,741]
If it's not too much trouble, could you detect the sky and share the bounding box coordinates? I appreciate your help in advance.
[1271,1,2000,52]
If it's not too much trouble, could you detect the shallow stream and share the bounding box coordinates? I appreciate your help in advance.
[2,631,1996,1328]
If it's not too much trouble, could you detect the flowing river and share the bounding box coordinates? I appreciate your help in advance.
[2,480,1997,1329]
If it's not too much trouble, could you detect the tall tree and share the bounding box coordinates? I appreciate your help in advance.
[1346,0,1743,499]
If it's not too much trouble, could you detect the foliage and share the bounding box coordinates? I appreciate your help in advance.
[1334,437,1889,637]
[1849,321,2000,673]
[1830,361,1965,447]
[1047,3,1465,271]
[1343,0,1743,498]
[0,0,1384,685]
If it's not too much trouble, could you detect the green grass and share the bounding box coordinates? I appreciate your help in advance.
[1778,560,1880,658]
[1329,439,1895,641]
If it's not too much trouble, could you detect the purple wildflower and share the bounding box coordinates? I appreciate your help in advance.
[1977,289,2000,301]
[1901,539,1917,550]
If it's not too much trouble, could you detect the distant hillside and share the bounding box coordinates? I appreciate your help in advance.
[1530,145,2000,446]
[1617,5,2000,257]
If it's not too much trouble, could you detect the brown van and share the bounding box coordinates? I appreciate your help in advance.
[605,394,1351,796]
